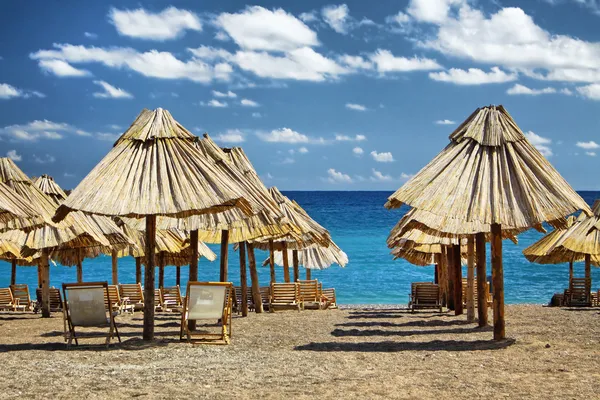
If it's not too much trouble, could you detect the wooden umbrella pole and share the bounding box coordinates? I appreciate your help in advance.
[466,236,475,323]
[476,232,488,327]
[247,243,263,313]
[306,268,311,280]
[188,229,199,331]
[158,253,165,289]
[37,263,42,288]
[269,240,276,284]
[76,249,83,283]
[434,255,439,284]
[292,250,299,282]
[585,254,591,293]
[447,245,455,311]
[176,266,181,287]
[439,246,447,307]
[453,244,463,316]
[491,223,505,341]
[143,215,156,341]
[239,241,248,317]
[10,259,16,286]
[41,248,50,318]
[220,230,229,282]
[111,249,118,285]
[568,261,573,283]
[135,257,142,284]
[282,242,290,283]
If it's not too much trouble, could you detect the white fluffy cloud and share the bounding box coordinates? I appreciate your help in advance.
[214,129,245,143]
[109,7,202,40]
[336,134,366,142]
[326,168,353,183]
[6,150,21,162]
[322,4,351,34]
[435,119,455,125]
[576,83,600,100]
[369,49,442,73]
[525,131,553,157]
[0,83,44,99]
[0,120,71,141]
[430,67,517,85]
[257,128,323,144]
[213,90,236,98]
[241,98,260,107]
[39,59,90,77]
[576,141,600,150]
[407,0,465,23]
[370,169,393,182]
[201,99,228,108]
[585,151,597,156]
[215,6,319,52]
[92,80,133,99]
[353,147,364,156]
[507,84,558,95]
[299,11,318,23]
[345,103,367,111]
[370,150,395,162]
[298,147,309,154]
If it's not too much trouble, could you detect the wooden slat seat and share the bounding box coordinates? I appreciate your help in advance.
[119,284,144,312]
[298,280,324,310]
[234,286,254,313]
[411,283,442,312]
[408,282,434,308]
[10,284,31,311]
[0,288,24,311]
[269,282,303,312]
[259,286,271,311]
[462,278,492,308]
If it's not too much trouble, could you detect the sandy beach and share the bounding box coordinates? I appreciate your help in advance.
[1,305,599,399]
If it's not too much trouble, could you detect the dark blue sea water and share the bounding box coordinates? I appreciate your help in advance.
[1,191,599,305]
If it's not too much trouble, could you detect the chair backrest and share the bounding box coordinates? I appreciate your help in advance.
[259,286,270,304]
[411,281,433,298]
[570,278,591,291]
[322,288,336,303]
[415,284,440,304]
[10,284,30,307]
[63,282,110,327]
[104,285,121,309]
[185,282,232,320]
[36,287,63,310]
[461,278,479,303]
[298,280,319,302]
[119,284,143,303]
[0,288,14,306]
[161,286,182,305]
[270,282,299,304]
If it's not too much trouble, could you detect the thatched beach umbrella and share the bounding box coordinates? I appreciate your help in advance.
[385,105,591,340]
[33,175,67,204]
[263,242,347,276]
[53,108,253,340]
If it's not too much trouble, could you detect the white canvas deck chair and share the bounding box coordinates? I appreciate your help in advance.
[180,282,233,345]
[62,282,121,348]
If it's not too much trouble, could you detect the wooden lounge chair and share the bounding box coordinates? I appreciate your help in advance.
[119,283,144,312]
[411,283,442,313]
[62,282,121,348]
[10,284,31,311]
[321,286,338,309]
[462,278,493,308]
[104,285,132,314]
[0,287,25,311]
[567,278,591,307]
[33,287,63,313]
[269,282,303,312]
[408,282,433,308]
[160,286,183,313]
[180,282,233,345]
[259,286,271,312]
[298,280,325,310]
[234,286,254,313]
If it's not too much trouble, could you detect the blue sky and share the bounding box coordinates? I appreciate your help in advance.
[1,0,599,190]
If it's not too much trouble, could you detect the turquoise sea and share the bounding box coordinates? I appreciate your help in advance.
[1,191,599,305]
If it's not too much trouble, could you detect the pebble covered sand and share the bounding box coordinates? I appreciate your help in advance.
[1,305,599,399]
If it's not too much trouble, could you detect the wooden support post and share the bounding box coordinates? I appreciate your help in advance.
[585,254,592,296]
[306,268,311,280]
[491,223,505,341]
[269,240,276,284]
[568,261,574,283]
[37,264,42,288]
[282,242,290,283]
[10,259,16,286]
[143,215,156,341]
[447,245,455,311]
[239,241,248,317]
[292,250,299,282]
[453,244,463,316]
[176,267,181,287]
[40,249,50,318]
[247,243,263,313]
[466,236,475,323]
[220,230,229,282]
[188,229,199,330]
[439,246,448,307]
[434,254,440,284]
[135,257,142,284]
[158,253,165,289]
[111,249,118,285]
[76,252,83,283]
[476,232,488,327]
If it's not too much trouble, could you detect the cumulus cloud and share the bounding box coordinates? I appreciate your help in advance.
[39,59,91,77]
[429,67,517,85]
[84,32,98,39]
[353,147,364,156]
[585,151,597,156]
[6,150,21,162]
[257,128,325,144]
[299,11,319,23]
[369,49,442,73]
[576,140,600,150]
[0,83,45,100]
[370,150,395,162]
[322,4,351,34]
[213,90,236,98]
[507,84,557,95]
[371,169,393,182]
[298,147,309,154]
[345,103,367,111]
[214,129,245,143]
[92,80,133,99]
[435,119,455,125]
[109,7,202,40]
[576,83,600,100]
[326,168,353,183]
[200,99,228,108]
[525,131,553,157]
[336,134,366,142]
[0,120,71,141]
[241,98,260,107]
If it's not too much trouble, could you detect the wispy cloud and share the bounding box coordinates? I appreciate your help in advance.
[93,80,133,99]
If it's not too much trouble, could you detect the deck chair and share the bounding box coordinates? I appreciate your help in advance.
[411,283,442,313]
[234,286,254,313]
[567,278,591,306]
[259,286,271,311]
[104,285,132,314]
[408,282,433,308]
[10,284,32,311]
[62,282,121,348]
[321,287,338,309]
[160,286,183,312]
[34,287,64,313]
[298,280,325,310]
[119,283,144,312]
[0,288,25,311]
[180,282,233,345]
[269,282,303,312]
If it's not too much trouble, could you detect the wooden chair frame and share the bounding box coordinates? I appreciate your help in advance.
[160,286,183,313]
[269,282,304,312]
[62,282,121,348]
[34,287,64,314]
[0,287,24,311]
[10,284,32,311]
[119,283,144,312]
[411,283,443,313]
[180,282,233,345]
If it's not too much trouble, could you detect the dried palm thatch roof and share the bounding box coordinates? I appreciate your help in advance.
[522,216,585,264]
[144,242,217,267]
[0,239,27,261]
[263,242,348,270]
[385,105,591,234]
[546,200,600,260]
[0,181,44,232]
[33,175,67,205]
[53,108,253,222]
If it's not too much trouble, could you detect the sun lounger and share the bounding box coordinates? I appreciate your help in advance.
[9,284,31,311]
[119,283,144,312]
[259,286,271,311]
[321,286,338,309]
[180,282,233,345]
[411,283,442,313]
[298,280,325,310]
[104,285,132,314]
[33,287,63,313]
[567,278,591,306]
[160,286,183,312]
[269,282,303,312]
[408,282,434,308]
[62,282,121,347]
[0,287,25,311]
[462,278,493,308]
[234,286,254,313]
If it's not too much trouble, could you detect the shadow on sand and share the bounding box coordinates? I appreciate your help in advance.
[295,338,515,352]
[335,319,473,328]
[0,337,182,352]
[330,325,493,338]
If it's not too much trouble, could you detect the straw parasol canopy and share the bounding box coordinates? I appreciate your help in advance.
[264,242,348,270]
[384,105,591,340]
[556,200,600,257]
[0,180,45,232]
[33,175,67,205]
[52,108,255,340]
